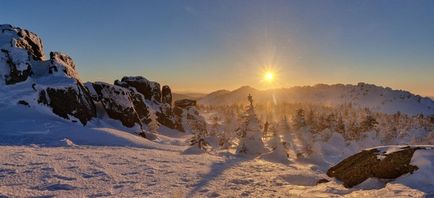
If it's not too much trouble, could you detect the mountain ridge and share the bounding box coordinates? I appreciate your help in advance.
[198,83,434,116]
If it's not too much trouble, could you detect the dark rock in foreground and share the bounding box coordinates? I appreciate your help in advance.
[327,146,423,188]
[38,83,96,125]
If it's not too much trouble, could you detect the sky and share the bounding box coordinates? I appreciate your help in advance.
[1,0,433,96]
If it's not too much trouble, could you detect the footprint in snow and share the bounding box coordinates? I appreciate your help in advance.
[54,174,76,181]
[35,183,77,191]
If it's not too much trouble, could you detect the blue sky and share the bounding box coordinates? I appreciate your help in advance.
[1,0,433,95]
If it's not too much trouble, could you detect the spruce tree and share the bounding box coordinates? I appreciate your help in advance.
[236,94,266,155]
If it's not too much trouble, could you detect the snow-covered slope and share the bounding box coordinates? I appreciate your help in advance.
[199,83,434,115]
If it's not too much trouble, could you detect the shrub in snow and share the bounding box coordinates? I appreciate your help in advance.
[185,134,211,153]
[236,94,265,155]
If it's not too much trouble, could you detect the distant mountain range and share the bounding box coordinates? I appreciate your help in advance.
[195,83,434,116]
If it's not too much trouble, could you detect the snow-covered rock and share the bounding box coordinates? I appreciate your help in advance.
[0,24,97,125]
[327,145,432,188]
[85,82,151,128]
[0,24,43,84]
[173,99,207,134]
[115,76,162,103]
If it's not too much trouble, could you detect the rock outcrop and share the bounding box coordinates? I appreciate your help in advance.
[0,24,207,134]
[38,83,96,125]
[115,76,161,103]
[162,85,172,105]
[0,24,96,125]
[327,146,423,188]
[173,99,207,134]
[86,82,151,128]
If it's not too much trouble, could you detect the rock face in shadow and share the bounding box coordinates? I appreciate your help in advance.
[327,146,422,188]
[38,83,96,125]
[115,76,161,103]
[86,82,150,128]
[162,85,172,105]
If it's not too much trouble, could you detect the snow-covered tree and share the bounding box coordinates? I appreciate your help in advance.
[236,94,266,155]
[147,110,159,133]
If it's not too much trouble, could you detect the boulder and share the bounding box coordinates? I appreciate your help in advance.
[327,146,423,188]
[115,76,161,103]
[86,82,151,128]
[38,83,96,125]
[162,85,172,105]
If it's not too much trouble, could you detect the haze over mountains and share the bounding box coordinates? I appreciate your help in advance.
[195,83,434,116]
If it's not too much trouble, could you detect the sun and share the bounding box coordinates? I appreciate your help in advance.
[264,71,274,82]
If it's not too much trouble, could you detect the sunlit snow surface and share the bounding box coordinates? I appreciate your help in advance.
[0,91,431,197]
[0,107,430,197]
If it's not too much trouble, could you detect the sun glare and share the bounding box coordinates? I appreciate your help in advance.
[264,71,274,82]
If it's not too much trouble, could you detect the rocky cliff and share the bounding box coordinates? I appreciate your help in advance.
[0,24,205,135]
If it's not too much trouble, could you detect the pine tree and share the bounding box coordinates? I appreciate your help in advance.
[219,111,238,149]
[293,108,306,130]
[336,114,345,134]
[236,94,266,155]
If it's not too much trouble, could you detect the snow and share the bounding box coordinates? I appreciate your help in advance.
[0,145,429,197]
[393,148,434,194]
[0,94,433,197]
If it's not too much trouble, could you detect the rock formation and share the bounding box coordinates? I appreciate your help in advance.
[0,24,96,125]
[0,24,207,134]
[327,146,423,188]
